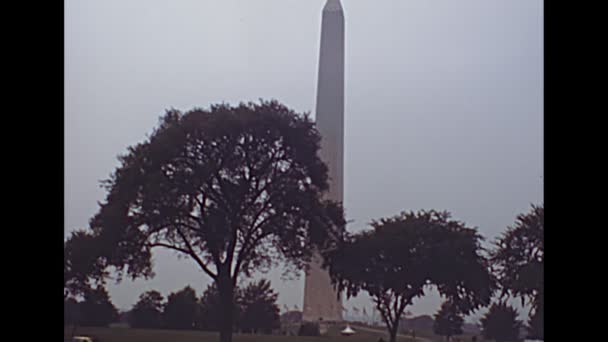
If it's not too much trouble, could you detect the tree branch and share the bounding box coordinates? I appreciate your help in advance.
[174,228,218,279]
[232,230,272,279]
[375,297,393,333]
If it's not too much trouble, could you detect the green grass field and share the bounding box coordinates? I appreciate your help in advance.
[64,325,418,342]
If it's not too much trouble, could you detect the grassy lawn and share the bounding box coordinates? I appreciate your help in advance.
[65,326,418,342]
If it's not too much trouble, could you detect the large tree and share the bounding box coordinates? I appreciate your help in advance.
[324,210,495,342]
[491,204,543,339]
[163,286,200,330]
[238,279,281,334]
[90,101,346,342]
[130,290,165,329]
[480,302,523,342]
[433,302,464,341]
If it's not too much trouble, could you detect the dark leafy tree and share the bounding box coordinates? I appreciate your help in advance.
[433,302,464,341]
[238,279,280,334]
[480,302,523,342]
[129,290,165,329]
[163,286,200,330]
[324,210,495,342]
[79,286,119,327]
[64,230,107,299]
[89,100,346,342]
[491,204,543,336]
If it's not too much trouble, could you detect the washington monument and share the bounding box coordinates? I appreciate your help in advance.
[302,0,345,323]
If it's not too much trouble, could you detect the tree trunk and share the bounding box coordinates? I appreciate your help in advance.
[389,325,398,342]
[217,272,235,342]
[389,331,397,342]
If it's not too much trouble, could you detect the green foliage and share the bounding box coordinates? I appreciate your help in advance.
[433,302,464,339]
[163,286,200,330]
[491,204,543,308]
[130,290,165,329]
[79,286,119,327]
[64,230,108,299]
[238,279,281,334]
[298,322,320,336]
[492,204,543,339]
[480,302,523,342]
[197,279,281,334]
[90,100,345,282]
[89,100,346,342]
[324,210,495,342]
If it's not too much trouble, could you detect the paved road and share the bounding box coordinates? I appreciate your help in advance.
[350,324,434,342]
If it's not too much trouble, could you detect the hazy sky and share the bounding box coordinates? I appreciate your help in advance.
[65,0,543,323]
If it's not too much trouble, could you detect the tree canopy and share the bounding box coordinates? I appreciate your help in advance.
[89,100,346,342]
[480,302,523,342]
[64,230,107,299]
[78,286,119,327]
[130,290,165,329]
[163,286,200,330]
[238,279,281,334]
[491,204,543,339]
[492,204,543,306]
[433,301,464,340]
[324,210,495,342]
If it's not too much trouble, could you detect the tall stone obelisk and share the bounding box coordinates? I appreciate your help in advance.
[302,0,344,324]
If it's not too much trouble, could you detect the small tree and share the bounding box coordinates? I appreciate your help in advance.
[324,210,495,342]
[89,101,346,342]
[64,230,107,300]
[492,204,543,311]
[79,286,118,327]
[130,290,165,329]
[238,279,281,334]
[198,283,236,331]
[492,204,543,340]
[480,302,523,342]
[433,302,464,341]
[163,286,200,330]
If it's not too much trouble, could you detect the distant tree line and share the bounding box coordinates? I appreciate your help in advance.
[64,286,118,328]
[65,278,281,336]
[429,204,543,342]
[138,279,280,334]
[63,100,543,342]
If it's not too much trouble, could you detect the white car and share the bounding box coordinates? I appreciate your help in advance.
[71,336,94,342]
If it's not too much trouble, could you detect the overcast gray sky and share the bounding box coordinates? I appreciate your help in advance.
[65,0,543,323]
